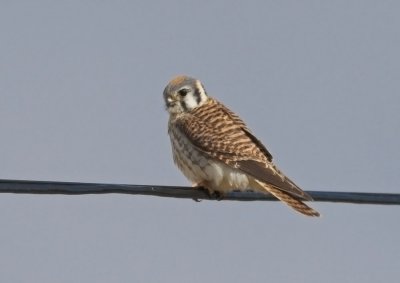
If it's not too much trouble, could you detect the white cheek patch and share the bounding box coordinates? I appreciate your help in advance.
[195,81,208,103]
[183,93,200,110]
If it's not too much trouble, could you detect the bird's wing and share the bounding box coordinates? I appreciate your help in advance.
[176,99,312,201]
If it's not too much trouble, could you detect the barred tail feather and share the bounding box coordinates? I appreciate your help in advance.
[253,180,320,217]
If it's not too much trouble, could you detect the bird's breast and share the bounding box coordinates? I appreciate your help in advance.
[168,123,250,192]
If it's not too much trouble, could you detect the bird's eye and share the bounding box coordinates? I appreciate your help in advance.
[178,88,189,97]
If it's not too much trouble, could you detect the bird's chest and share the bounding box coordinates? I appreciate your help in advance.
[167,123,250,191]
[168,124,209,183]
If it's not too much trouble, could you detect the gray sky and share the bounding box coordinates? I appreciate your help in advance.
[1,1,399,282]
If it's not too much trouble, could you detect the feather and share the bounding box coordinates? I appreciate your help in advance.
[175,98,317,203]
[253,179,320,217]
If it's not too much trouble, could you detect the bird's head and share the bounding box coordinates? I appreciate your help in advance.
[163,75,209,114]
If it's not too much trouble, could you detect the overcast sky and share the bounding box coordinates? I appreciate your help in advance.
[1,1,399,282]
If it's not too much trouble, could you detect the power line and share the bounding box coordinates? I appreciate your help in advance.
[0,179,399,205]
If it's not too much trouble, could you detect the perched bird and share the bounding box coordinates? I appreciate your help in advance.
[163,75,320,217]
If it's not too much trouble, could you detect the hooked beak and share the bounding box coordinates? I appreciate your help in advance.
[165,93,178,109]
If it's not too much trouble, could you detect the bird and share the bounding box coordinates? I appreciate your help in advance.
[163,75,320,217]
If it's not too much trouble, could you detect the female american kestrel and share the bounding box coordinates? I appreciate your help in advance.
[164,75,320,217]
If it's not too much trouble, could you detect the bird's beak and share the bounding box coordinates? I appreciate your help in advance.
[165,93,178,108]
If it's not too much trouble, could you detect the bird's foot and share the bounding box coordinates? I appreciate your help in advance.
[196,186,225,201]
[191,182,225,201]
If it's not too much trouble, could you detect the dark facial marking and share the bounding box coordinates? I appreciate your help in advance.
[180,100,188,112]
[194,87,201,104]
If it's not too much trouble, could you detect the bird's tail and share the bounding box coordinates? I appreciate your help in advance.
[253,179,320,217]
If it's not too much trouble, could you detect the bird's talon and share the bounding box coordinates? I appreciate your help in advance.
[214,191,224,201]
[196,186,214,199]
[195,186,225,200]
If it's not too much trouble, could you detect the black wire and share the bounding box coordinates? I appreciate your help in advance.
[0,179,399,205]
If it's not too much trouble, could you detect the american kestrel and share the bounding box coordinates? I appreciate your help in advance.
[164,75,320,217]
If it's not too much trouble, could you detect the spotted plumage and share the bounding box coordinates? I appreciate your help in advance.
[164,75,320,217]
